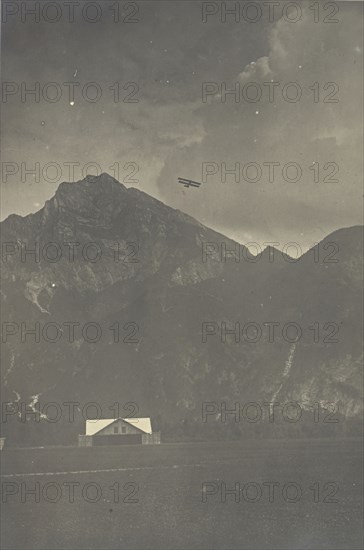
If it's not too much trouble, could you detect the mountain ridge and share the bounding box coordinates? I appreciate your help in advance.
[1,173,363,445]
[2,172,362,258]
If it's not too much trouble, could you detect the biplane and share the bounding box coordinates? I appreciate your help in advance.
[178,177,202,188]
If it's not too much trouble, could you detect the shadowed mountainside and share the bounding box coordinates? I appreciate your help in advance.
[1,174,363,444]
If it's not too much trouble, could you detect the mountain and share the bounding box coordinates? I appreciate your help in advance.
[1,174,363,445]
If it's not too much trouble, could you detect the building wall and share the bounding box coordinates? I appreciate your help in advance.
[78,435,93,447]
[93,434,142,446]
[97,419,141,436]
[80,420,161,446]
[142,432,161,445]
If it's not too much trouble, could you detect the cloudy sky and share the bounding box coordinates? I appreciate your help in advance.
[1,0,363,249]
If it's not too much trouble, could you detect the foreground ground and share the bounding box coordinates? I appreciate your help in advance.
[1,438,363,549]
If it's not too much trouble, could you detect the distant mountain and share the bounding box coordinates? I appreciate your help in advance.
[1,174,362,445]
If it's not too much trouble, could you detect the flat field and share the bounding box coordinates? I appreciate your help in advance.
[1,438,362,549]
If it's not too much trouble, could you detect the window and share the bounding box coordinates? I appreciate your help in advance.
[121,426,127,434]
[113,426,118,434]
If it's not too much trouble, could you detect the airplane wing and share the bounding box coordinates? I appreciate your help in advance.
[178,178,202,188]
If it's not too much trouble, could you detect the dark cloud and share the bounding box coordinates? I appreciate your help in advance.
[1,0,362,250]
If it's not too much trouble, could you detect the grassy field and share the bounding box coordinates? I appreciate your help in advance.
[1,438,363,549]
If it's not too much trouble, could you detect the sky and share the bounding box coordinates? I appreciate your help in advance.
[1,0,363,250]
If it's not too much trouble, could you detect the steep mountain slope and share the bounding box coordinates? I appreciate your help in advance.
[1,174,362,444]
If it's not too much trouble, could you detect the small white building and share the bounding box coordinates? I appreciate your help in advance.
[78,417,160,446]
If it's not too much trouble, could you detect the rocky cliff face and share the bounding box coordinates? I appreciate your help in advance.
[1,174,363,444]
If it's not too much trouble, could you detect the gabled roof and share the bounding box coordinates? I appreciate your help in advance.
[86,418,115,436]
[86,417,152,436]
[123,417,152,435]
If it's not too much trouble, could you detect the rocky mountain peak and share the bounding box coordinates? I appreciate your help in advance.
[55,172,127,198]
